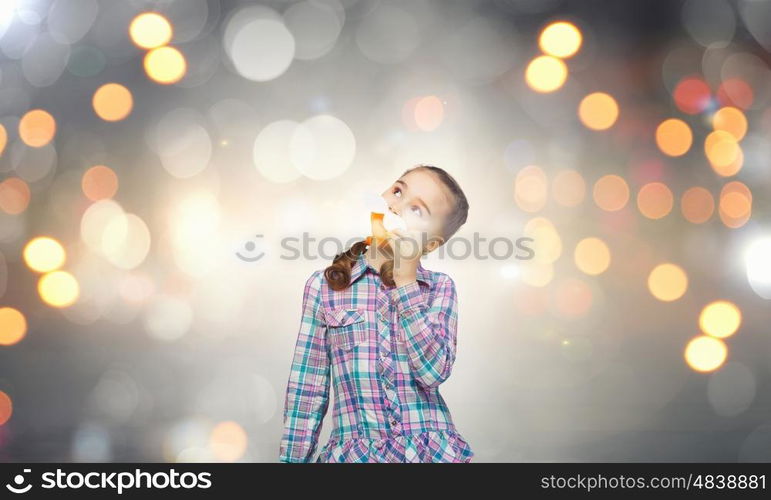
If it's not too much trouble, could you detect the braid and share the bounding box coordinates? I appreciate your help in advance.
[323,240,397,291]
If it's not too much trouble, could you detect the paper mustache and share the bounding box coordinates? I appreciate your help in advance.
[363,194,408,248]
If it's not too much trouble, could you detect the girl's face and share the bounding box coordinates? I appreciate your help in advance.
[381,169,454,252]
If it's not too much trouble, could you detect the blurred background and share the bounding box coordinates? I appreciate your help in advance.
[1,0,771,462]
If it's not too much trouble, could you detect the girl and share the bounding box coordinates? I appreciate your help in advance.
[279,164,473,463]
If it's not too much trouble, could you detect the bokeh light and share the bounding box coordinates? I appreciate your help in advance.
[637,182,673,219]
[289,114,356,181]
[712,106,748,140]
[144,46,187,84]
[524,217,562,264]
[0,124,6,156]
[151,108,212,179]
[574,237,611,275]
[93,83,134,122]
[0,391,11,426]
[551,169,586,207]
[0,177,31,215]
[745,237,771,300]
[47,0,99,46]
[593,174,629,211]
[680,186,714,224]
[209,421,248,462]
[19,109,57,148]
[673,76,711,114]
[718,181,751,228]
[82,165,119,201]
[225,10,295,82]
[129,12,173,50]
[648,263,688,302]
[68,45,107,78]
[414,96,445,131]
[717,78,753,109]
[699,300,741,339]
[12,142,58,183]
[80,199,125,252]
[23,236,66,273]
[38,270,80,308]
[101,213,152,270]
[253,120,303,183]
[525,55,568,93]
[514,165,548,212]
[684,335,728,373]
[655,118,692,156]
[705,130,742,176]
[681,0,735,48]
[538,21,582,58]
[283,0,343,61]
[0,307,27,346]
[578,92,619,130]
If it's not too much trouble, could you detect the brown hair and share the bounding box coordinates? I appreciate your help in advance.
[323,164,469,291]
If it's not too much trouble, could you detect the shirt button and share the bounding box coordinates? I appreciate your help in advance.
[391,419,398,426]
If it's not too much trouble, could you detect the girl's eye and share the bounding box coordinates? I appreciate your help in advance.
[411,206,422,216]
[393,187,401,197]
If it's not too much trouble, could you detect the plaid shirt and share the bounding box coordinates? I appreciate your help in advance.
[279,251,474,463]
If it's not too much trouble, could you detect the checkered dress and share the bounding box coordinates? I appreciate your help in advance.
[279,251,474,463]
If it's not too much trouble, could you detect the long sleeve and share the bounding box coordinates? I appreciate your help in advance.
[279,270,330,463]
[389,273,459,389]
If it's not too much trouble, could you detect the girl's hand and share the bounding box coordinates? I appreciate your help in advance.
[386,228,425,285]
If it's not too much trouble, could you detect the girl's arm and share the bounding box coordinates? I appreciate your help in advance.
[389,273,459,389]
[279,270,330,462]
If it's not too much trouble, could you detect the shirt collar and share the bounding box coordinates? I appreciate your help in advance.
[349,250,433,286]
